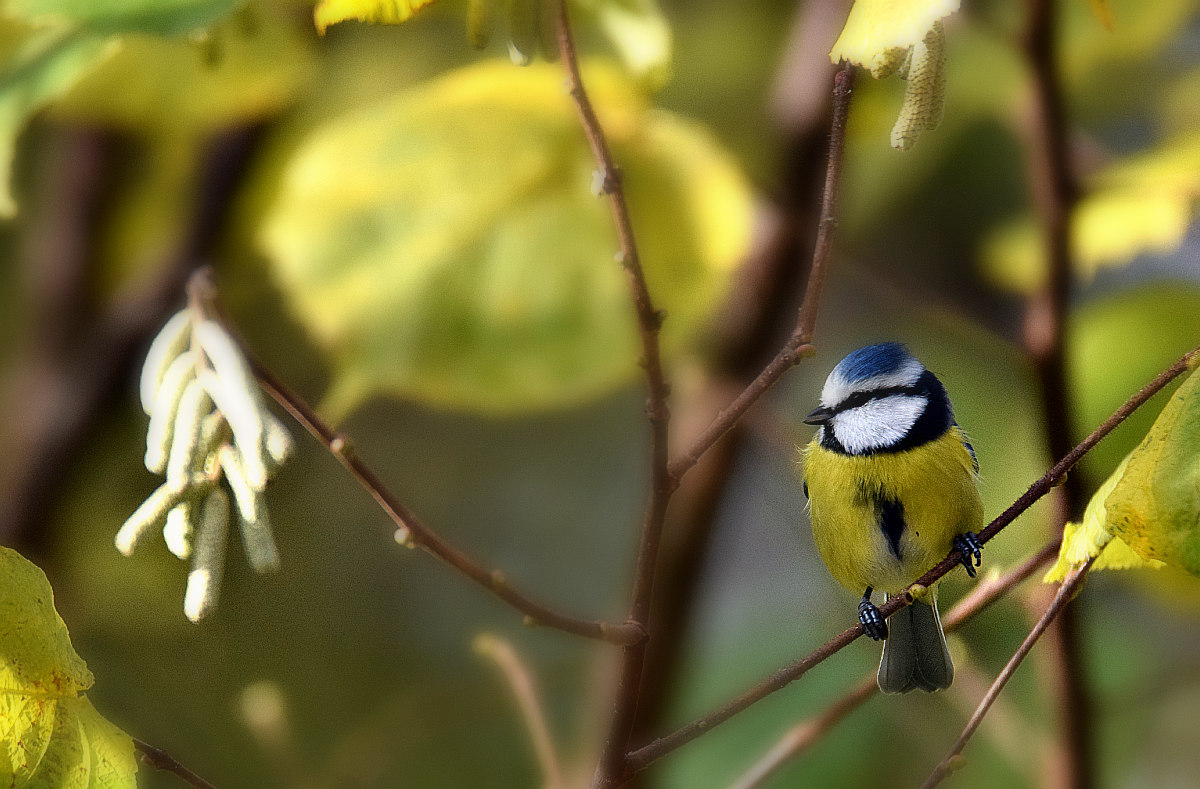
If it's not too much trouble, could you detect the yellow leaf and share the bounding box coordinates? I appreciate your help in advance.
[982,132,1200,292]
[1044,454,1164,583]
[829,0,960,72]
[313,0,438,33]
[1087,0,1115,31]
[1106,368,1200,575]
[260,59,752,417]
[0,546,137,787]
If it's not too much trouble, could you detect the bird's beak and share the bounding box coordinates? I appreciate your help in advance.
[803,405,834,425]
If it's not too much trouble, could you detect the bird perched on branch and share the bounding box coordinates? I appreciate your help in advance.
[801,343,983,693]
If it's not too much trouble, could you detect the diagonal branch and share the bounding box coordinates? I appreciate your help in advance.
[187,269,643,647]
[667,65,855,482]
[920,558,1096,789]
[133,737,218,789]
[626,344,1197,774]
[728,538,1062,789]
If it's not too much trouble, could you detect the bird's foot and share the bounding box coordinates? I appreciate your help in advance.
[858,598,888,641]
[954,531,984,578]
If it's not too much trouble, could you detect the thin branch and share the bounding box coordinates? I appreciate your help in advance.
[187,270,643,647]
[921,559,1096,789]
[626,344,1197,774]
[554,2,676,784]
[667,65,856,482]
[133,737,217,789]
[475,633,566,789]
[727,538,1062,789]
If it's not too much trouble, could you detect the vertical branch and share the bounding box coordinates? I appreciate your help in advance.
[921,560,1096,789]
[1020,0,1091,786]
[553,4,674,784]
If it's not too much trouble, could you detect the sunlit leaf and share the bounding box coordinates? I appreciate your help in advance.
[0,546,138,788]
[1106,365,1200,576]
[313,0,437,33]
[982,132,1200,292]
[261,59,752,417]
[829,0,959,71]
[1044,454,1164,583]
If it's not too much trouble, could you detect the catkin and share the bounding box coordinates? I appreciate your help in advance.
[890,22,947,152]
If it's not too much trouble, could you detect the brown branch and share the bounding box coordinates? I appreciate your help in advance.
[626,344,1197,774]
[727,538,1062,789]
[187,269,643,647]
[667,65,855,482]
[553,2,677,784]
[475,633,566,789]
[921,559,1096,789]
[133,737,217,789]
[1021,0,1091,783]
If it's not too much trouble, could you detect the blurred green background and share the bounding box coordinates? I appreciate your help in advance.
[1,0,1199,786]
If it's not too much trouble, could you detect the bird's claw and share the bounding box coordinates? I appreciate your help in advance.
[954,531,984,578]
[858,599,888,641]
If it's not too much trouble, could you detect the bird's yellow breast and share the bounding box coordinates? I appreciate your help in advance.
[802,427,983,595]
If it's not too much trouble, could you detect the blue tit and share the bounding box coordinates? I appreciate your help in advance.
[800,343,983,694]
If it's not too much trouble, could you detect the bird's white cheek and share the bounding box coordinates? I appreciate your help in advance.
[830,395,927,454]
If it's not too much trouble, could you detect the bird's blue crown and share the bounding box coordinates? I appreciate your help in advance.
[832,342,917,384]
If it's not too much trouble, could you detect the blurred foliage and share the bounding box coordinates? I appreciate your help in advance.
[261,59,751,417]
[0,0,1196,787]
[0,546,137,788]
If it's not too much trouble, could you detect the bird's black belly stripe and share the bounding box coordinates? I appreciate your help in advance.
[878,498,905,560]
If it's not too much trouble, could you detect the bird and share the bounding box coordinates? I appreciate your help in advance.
[800,343,983,694]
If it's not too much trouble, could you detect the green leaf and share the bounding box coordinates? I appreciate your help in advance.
[4,0,243,36]
[1044,454,1165,583]
[261,59,752,417]
[0,546,138,788]
[1105,363,1200,575]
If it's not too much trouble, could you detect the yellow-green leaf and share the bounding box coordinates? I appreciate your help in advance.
[1106,365,1200,575]
[260,59,752,418]
[829,0,959,72]
[983,132,1200,292]
[313,0,438,33]
[581,0,673,86]
[1044,454,1164,583]
[0,546,138,788]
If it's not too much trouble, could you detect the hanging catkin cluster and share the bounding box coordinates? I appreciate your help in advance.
[871,21,948,151]
[116,309,293,622]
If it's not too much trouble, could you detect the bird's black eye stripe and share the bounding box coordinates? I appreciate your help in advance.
[831,384,918,414]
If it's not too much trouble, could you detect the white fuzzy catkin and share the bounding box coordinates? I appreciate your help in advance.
[145,351,198,474]
[184,488,229,623]
[139,309,192,415]
[219,445,280,573]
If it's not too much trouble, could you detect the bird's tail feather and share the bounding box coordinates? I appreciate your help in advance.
[877,591,953,694]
